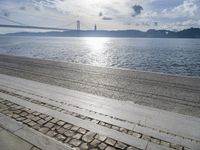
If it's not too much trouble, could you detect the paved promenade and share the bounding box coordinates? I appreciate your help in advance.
[0,127,41,150]
[0,73,200,150]
[0,54,200,117]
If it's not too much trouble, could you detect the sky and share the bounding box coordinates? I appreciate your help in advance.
[0,0,200,33]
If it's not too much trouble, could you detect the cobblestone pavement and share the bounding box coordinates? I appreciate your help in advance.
[0,98,186,150]
[0,100,137,150]
[0,54,200,117]
[0,74,200,150]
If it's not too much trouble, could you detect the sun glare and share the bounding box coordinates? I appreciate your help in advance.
[84,37,109,52]
[84,37,110,66]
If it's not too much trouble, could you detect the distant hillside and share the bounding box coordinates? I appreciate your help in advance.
[4,28,200,38]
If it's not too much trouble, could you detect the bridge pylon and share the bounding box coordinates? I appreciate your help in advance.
[77,20,80,31]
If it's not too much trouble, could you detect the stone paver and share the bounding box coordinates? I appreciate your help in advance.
[115,142,127,149]
[80,143,89,149]
[105,138,116,146]
[150,137,160,145]
[69,139,82,147]
[95,134,107,141]
[98,143,107,149]
[127,147,140,150]
[77,128,87,134]
[161,141,170,147]
[105,146,116,150]
[0,103,7,112]
[44,122,54,128]
[90,139,101,146]
[46,130,57,137]
[82,132,96,143]
[38,127,49,134]
[63,124,72,129]
[57,120,65,126]
[57,127,67,134]
[64,130,75,137]
[56,134,66,141]
[73,133,82,140]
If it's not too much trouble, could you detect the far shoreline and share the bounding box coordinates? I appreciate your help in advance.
[1,27,200,39]
[1,34,200,39]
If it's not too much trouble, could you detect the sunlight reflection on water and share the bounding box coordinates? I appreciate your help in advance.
[84,37,110,66]
[0,36,200,76]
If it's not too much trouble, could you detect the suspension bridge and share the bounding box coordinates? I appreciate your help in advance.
[0,24,71,31]
[0,15,96,31]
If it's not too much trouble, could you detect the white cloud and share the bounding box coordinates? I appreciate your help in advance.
[162,0,199,18]
[0,0,200,33]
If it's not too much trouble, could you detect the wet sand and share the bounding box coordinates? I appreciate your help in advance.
[0,54,200,117]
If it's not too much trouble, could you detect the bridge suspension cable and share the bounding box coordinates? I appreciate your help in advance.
[0,6,94,31]
[0,15,72,31]
[55,21,76,28]
[0,24,72,31]
[81,23,91,30]
[0,9,94,31]
[0,16,27,26]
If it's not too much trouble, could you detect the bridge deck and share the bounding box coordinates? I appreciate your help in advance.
[0,74,200,150]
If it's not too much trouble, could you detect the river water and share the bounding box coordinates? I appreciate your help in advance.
[0,36,200,76]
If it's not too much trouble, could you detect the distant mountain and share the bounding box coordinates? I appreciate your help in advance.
[3,27,200,38]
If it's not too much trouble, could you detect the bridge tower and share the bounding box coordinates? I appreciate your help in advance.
[77,20,80,31]
[94,24,97,31]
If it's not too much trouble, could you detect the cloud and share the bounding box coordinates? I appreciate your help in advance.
[19,6,26,11]
[162,0,198,18]
[2,11,10,17]
[0,0,200,32]
[99,12,103,17]
[34,6,40,11]
[103,6,120,14]
[142,22,150,26]
[32,0,56,9]
[102,17,113,20]
[132,5,143,17]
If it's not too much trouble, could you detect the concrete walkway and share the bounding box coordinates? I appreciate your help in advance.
[0,126,40,150]
[0,74,200,150]
[0,54,199,117]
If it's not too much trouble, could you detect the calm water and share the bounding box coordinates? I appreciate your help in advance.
[0,36,200,76]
